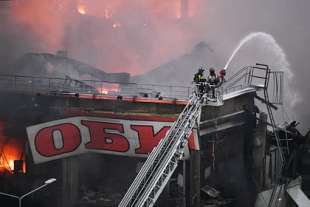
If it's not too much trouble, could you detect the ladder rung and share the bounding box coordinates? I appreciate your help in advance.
[255,63,269,67]
[251,75,267,79]
[253,66,268,71]
[118,95,201,207]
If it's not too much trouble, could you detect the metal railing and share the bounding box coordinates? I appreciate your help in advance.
[222,65,284,105]
[0,74,192,100]
[1,69,271,102]
[222,66,252,93]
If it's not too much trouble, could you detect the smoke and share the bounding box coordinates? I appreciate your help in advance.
[63,0,207,75]
[219,32,302,126]
[1,0,207,75]
[1,0,310,130]
[201,0,310,131]
[0,8,36,70]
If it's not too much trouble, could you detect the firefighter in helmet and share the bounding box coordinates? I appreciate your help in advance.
[193,67,207,96]
[207,67,219,98]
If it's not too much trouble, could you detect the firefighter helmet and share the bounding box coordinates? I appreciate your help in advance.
[198,67,205,73]
[209,67,215,73]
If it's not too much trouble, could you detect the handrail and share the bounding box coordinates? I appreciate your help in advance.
[0,74,192,99]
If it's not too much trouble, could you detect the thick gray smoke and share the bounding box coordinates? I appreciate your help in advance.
[1,0,309,131]
[0,9,39,72]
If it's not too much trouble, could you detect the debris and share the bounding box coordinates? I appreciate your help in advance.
[201,185,220,198]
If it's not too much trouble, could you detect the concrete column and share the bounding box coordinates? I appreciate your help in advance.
[185,150,200,207]
[62,158,79,207]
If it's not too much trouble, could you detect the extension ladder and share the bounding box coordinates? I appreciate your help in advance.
[118,94,202,207]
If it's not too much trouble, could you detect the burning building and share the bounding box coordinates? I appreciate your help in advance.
[1,1,310,207]
[0,60,297,207]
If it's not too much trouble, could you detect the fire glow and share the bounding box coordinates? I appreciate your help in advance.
[77,3,86,15]
[97,84,120,95]
[176,0,182,19]
[10,0,201,75]
[0,121,26,173]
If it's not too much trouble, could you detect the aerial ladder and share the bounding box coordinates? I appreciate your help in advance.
[118,92,206,207]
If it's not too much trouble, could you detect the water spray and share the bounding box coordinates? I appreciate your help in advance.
[223,31,300,123]
[224,32,291,79]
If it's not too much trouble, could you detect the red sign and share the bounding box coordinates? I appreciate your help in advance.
[27,116,199,164]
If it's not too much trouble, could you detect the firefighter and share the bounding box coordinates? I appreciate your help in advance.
[193,67,206,96]
[207,67,219,98]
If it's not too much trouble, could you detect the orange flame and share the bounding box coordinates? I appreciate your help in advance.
[96,84,119,95]
[0,121,26,173]
[77,3,86,15]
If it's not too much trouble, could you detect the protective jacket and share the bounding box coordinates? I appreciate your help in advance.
[207,74,219,85]
[194,72,206,83]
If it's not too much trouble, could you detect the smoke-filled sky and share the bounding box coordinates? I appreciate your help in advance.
[1,0,207,74]
[1,0,310,130]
